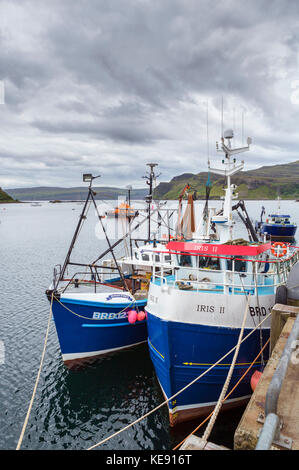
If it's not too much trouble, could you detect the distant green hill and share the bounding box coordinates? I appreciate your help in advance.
[154,160,299,200]
[5,186,148,201]
[0,187,16,203]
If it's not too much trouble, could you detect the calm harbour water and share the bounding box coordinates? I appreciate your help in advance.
[0,199,298,450]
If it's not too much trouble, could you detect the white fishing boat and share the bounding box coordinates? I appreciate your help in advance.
[145,130,299,426]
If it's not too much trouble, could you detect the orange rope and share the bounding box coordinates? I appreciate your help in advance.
[172,337,270,450]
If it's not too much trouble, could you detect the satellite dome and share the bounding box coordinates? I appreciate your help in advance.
[224,129,234,139]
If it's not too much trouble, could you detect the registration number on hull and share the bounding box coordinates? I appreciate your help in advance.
[92,312,128,320]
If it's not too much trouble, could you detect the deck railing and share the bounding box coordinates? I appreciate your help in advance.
[150,248,299,296]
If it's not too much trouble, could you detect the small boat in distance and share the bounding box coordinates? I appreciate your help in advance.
[255,198,297,241]
[105,201,138,219]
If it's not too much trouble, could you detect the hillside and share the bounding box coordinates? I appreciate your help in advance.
[154,160,299,200]
[5,186,148,201]
[0,187,17,203]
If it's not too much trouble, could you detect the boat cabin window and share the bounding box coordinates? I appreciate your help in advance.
[226,257,247,272]
[198,256,221,270]
[164,254,171,263]
[142,253,150,261]
[177,254,192,267]
[155,254,160,262]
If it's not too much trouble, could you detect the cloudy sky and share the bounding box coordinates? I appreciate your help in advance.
[1,0,299,189]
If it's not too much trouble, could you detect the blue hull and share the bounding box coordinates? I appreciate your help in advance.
[52,296,147,366]
[261,223,297,239]
[146,311,269,426]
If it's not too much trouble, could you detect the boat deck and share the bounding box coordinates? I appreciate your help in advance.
[152,275,275,295]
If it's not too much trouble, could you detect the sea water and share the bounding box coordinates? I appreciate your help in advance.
[0,199,298,450]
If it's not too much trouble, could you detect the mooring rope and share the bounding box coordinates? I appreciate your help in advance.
[201,294,250,442]
[87,311,272,450]
[16,294,53,450]
[173,337,270,450]
[15,292,272,451]
[253,264,265,369]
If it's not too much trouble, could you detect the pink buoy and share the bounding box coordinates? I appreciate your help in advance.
[127,310,137,324]
[250,370,262,391]
[137,311,146,321]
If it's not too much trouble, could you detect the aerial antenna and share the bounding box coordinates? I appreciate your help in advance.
[142,163,160,241]
[241,109,245,146]
[203,100,210,166]
[233,106,236,146]
[206,101,210,166]
[221,96,224,138]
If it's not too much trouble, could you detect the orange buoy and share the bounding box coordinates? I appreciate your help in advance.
[271,242,287,258]
[250,370,262,391]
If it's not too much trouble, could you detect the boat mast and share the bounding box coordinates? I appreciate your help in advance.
[209,129,252,242]
[58,173,130,292]
[143,163,159,242]
[58,173,100,285]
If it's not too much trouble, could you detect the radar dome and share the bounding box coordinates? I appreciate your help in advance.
[224,129,234,139]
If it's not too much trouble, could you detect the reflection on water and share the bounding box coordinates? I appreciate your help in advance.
[0,200,298,450]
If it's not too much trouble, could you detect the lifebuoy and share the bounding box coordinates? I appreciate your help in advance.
[271,242,287,258]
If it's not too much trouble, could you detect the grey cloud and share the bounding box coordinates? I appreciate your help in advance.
[32,115,167,144]
[1,0,299,188]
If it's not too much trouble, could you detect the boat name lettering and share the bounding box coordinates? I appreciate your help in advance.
[249,306,270,317]
[149,295,158,303]
[106,294,133,301]
[193,244,218,253]
[197,304,225,313]
[92,312,127,320]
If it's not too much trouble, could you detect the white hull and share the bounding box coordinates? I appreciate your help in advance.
[147,282,273,330]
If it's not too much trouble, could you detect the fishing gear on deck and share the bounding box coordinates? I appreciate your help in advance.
[232,199,259,243]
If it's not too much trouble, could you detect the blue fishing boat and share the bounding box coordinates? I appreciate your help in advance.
[145,130,299,426]
[256,200,297,241]
[48,290,147,366]
[45,175,148,367]
[46,166,180,367]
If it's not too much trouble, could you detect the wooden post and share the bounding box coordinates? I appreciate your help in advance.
[287,298,299,307]
[234,304,299,450]
[270,304,299,354]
